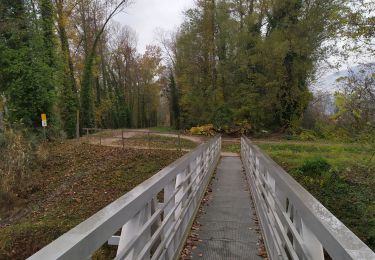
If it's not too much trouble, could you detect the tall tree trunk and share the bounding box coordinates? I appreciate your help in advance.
[55,0,79,137]
[80,0,129,128]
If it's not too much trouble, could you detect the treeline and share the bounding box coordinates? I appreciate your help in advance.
[0,0,374,138]
[169,0,345,132]
[0,0,165,138]
[169,0,373,136]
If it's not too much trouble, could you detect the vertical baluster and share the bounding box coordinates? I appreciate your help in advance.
[150,197,161,257]
[174,168,187,247]
[198,153,205,194]
[180,163,191,235]
[195,155,202,188]
[163,178,176,258]
[301,221,324,260]
[266,171,276,211]
[275,187,288,258]
[175,171,185,219]
[292,210,305,259]
[117,203,151,259]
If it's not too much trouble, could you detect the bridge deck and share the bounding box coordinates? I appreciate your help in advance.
[191,156,262,260]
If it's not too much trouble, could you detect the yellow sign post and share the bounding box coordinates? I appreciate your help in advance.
[41,113,47,127]
[41,113,47,140]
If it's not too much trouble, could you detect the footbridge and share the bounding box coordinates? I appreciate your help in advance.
[29,136,375,260]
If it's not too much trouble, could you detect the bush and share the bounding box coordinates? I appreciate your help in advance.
[297,157,331,178]
[298,131,317,141]
[189,124,215,136]
[221,121,253,137]
[0,129,33,194]
[211,105,233,128]
[294,158,340,200]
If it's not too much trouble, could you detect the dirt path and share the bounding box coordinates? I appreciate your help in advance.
[153,133,205,144]
[83,130,206,150]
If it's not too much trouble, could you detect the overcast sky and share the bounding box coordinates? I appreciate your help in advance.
[114,0,195,53]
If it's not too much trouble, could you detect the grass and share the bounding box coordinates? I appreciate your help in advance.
[256,140,375,251]
[118,134,197,150]
[0,141,186,259]
[149,127,176,133]
[221,143,240,153]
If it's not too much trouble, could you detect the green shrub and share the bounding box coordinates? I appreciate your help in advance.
[298,131,317,141]
[297,157,331,178]
[211,104,233,128]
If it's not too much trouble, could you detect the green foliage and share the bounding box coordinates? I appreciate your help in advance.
[297,157,331,178]
[221,143,240,153]
[0,0,58,128]
[168,72,180,129]
[80,53,96,128]
[211,104,233,128]
[60,85,78,138]
[298,130,317,141]
[175,0,343,132]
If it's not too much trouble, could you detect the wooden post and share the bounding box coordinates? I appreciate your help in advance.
[147,132,150,150]
[122,129,125,149]
[0,111,3,132]
[43,127,47,142]
[178,133,181,152]
[0,95,5,132]
[76,110,80,139]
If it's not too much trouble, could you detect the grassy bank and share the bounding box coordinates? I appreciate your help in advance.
[256,141,375,250]
[219,140,375,250]
[116,134,197,150]
[0,141,185,259]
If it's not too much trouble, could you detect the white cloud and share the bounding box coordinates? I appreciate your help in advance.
[114,0,195,53]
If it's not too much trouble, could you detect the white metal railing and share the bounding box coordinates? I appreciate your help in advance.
[241,136,375,260]
[29,136,221,260]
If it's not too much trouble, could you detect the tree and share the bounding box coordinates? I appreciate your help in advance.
[174,0,346,131]
[0,0,57,128]
[54,0,79,138]
[80,0,130,128]
[334,66,375,135]
[168,71,180,129]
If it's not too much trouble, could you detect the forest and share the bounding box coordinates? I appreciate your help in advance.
[0,0,374,138]
[0,0,166,139]
[171,0,374,137]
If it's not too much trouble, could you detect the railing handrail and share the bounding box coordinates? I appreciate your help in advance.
[241,136,375,260]
[29,136,221,260]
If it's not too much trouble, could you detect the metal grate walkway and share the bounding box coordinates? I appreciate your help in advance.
[191,156,262,260]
